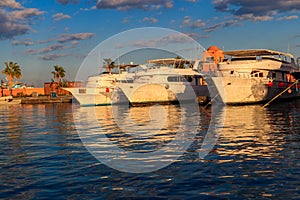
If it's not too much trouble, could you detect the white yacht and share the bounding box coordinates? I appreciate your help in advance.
[65,58,212,107]
[210,49,300,105]
[117,58,210,105]
[63,64,138,106]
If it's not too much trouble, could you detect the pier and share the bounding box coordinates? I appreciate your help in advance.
[19,96,73,104]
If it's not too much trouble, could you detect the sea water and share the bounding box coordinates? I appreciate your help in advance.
[0,101,299,199]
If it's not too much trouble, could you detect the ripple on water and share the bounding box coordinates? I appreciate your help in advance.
[0,102,300,199]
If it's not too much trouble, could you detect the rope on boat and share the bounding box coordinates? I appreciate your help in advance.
[263,80,298,108]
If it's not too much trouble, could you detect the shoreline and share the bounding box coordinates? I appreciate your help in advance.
[1,96,74,104]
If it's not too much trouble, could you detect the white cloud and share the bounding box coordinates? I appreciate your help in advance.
[40,54,68,61]
[0,2,44,40]
[143,17,158,24]
[213,0,300,22]
[0,0,22,9]
[11,8,44,20]
[12,38,33,46]
[58,33,95,43]
[96,0,173,11]
[277,15,298,21]
[181,16,206,29]
[53,13,71,21]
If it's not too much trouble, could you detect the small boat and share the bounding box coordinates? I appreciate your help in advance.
[63,64,138,106]
[118,58,210,105]
[210,49,300,105]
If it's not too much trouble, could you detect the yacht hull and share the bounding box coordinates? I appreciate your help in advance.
[211,77,300,105]
[63,87,128,106]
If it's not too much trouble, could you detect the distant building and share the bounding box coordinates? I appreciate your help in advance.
[44,81,83,95]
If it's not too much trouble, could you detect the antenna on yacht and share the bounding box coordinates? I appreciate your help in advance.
[98,52,101,74]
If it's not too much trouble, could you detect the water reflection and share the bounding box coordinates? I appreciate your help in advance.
[73,103,204,173]
[215,104,296,163]
[0,104,79,199]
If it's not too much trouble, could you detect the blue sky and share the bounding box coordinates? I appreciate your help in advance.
[1,0,300,86]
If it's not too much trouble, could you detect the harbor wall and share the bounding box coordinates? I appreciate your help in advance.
[0,88,44,97]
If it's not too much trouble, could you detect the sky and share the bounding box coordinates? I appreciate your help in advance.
[1,0,300,86]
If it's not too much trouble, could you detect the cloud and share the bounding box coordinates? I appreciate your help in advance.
[277,15,298,21]
[0,9,30,39]
[53,12,71,21]
[213,0,300,21]
[24,49,37,54]
[236,13,273,22]
[57,32,95,43]
[181,16,206,29]
[204,23,223,32]
[143,17,158,24]
[186,0,199,2]
[12,38,33,46]
[0,0,23,9]
[11,8,44,20]
[116,33,195,49]
[0,2,44,40]
[25,32,93,60]
[56,0,79,5]
[25,43,72,56]
[39,44,67,53]
[204,18,239,32]
[40,54,68,61]
[184,32,210,40]
[96,0,173,11]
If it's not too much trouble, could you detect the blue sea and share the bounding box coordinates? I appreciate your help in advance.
[0,100,300,199]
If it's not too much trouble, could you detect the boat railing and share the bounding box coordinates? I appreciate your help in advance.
[225,71,268,79]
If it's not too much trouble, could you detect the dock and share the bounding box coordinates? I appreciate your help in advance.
[19,96,73,104]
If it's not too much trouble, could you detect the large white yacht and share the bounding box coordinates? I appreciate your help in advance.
[117,58,210,105]
[64,58,211,106]
[210,49,300,105]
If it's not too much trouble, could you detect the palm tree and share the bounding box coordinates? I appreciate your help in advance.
[1,62,22,96]
[51,65,65,88]
[103,58,115,73]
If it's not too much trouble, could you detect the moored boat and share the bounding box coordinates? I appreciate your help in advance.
[63,64,138,106]
[210,49,300,105]
[118,58,210,105]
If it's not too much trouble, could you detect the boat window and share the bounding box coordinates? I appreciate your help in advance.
[185,76,193,82]
[167,76,193,82]
[230,71,234,74]
[205,56,214,62]
[256,56,262,61]
[79,89,86,94]
[167,76,177,82]
[272,72,276,79]
[251,71,264,77]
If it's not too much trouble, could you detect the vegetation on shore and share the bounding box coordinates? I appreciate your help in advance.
[1,62,22,96]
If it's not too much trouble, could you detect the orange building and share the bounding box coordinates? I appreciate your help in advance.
[44,81,83,95]
[0,81,83,97]
[0,87,45,97]
[201,46,224,74]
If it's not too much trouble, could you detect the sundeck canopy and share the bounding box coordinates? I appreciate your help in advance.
[147,58,193,65]
[224,49,294,58]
